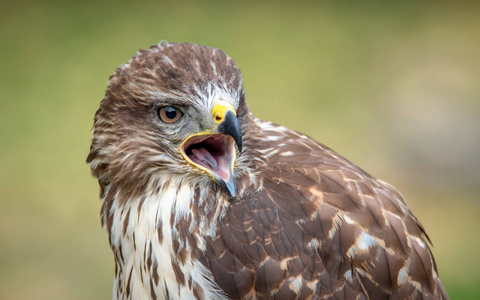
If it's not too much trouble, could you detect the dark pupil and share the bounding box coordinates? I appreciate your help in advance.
[165,107,177,119]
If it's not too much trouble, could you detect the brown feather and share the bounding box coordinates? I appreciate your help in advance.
[87,42,448,300]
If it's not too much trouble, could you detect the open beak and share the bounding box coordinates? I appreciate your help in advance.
[179,101,242,197]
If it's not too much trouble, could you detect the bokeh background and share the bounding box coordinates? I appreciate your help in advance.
[1,0,479,299]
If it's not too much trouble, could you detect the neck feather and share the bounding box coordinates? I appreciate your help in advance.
[100,175,229,299]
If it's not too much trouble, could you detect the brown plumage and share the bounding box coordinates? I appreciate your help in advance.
[87,42,448,299]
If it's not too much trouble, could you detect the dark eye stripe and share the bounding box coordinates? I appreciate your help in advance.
[158,107,182,123]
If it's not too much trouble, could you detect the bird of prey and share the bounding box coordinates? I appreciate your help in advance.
[87,42,448,299]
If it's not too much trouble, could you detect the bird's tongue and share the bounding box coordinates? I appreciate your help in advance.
[181,133,237,196]
[183,135,234,182]
[191,148,218,171]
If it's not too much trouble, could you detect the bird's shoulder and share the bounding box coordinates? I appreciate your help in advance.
[201,119,447,299]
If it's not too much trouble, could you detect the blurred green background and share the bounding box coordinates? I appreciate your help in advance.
[1,0,479,299]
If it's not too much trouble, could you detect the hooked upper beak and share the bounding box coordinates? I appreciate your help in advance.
[179,101,242,198]
[216,110,242,152]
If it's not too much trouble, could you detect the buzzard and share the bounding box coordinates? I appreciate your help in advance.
[87,42,448,299]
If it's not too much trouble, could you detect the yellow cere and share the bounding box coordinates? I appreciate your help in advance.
[212,100,236,125]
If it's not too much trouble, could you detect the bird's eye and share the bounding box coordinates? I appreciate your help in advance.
[158,107,182,123]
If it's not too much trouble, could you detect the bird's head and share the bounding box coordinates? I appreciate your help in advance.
[87,42,248,198]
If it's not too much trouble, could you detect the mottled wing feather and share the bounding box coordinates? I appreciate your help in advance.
[201,119,447,299]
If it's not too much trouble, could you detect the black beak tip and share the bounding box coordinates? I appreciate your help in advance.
[236,138,242,153]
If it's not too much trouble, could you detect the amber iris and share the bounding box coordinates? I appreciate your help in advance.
[158,107,182,123]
